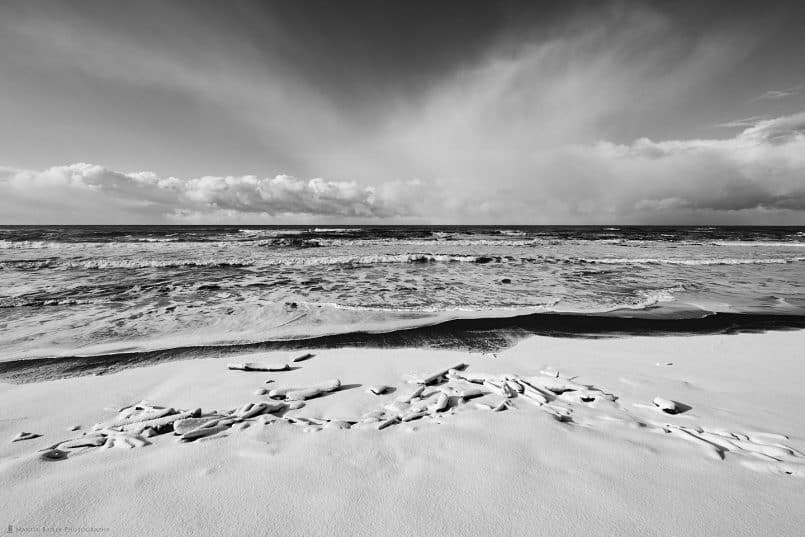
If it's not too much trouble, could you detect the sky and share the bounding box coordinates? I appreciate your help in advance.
[0,0,804,224]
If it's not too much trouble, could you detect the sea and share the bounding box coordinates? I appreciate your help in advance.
[2,225,804,381]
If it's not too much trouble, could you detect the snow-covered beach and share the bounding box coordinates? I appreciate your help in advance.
[3,331,803,536]
[5,1,805,534]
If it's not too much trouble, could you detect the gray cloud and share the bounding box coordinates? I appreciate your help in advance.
[715,115,770,129]
[536,112,805,221]
[750,88,799,102]
[739,111,805,143]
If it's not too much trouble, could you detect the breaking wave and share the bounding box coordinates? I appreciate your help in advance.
[0,240,62,249]
[713,241,805,248]
[577,257,805,266]
[5,253,805,271]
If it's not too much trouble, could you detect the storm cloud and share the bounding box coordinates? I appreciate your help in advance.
[1,1,804,224]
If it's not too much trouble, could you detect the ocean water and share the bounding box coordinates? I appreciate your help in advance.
[1,225,805,373]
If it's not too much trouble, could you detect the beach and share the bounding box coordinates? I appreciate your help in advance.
[4,1,805,534]
[2,331,804,536]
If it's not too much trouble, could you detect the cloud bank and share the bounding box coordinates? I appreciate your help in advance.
[1,112,804,224]
[549,112,805,222]
[0,165,429,224]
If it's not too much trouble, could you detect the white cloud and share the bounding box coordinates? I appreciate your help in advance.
[0,164,433,223]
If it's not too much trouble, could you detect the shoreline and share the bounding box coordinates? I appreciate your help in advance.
[2,331,804,536]
[3,312,805,383]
